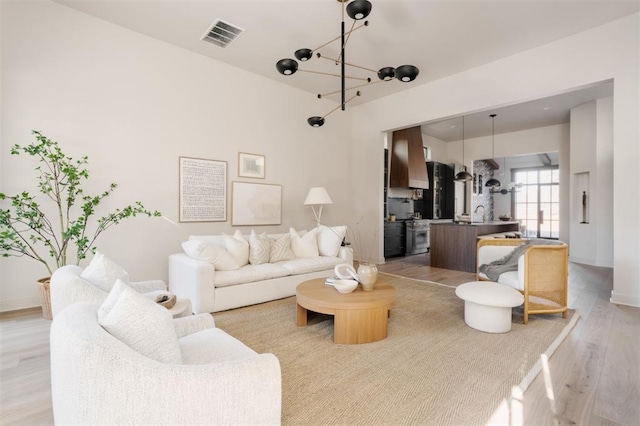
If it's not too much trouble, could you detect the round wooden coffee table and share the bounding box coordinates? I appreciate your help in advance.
[296,278,396,344]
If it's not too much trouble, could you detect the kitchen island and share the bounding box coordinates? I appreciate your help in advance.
[430,221,520,273]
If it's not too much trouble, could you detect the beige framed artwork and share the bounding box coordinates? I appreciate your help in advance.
[231,181,282,226]
[238,152,265,179]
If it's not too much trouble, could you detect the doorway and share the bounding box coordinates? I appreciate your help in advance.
[513,167,560,239]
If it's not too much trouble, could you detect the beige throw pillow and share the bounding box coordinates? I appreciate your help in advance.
[223,230,249,267]
[290,227,320,258]
[317,225,347,257]
[249,230,271,265]
[269,234,295,262]
[80,251,130,292]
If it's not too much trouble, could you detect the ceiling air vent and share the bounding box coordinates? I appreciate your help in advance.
[201,19,244,48]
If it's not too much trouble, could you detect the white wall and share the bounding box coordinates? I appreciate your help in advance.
[596,97,614,267]
[0,1,353,311]
[422,133,448,162]
[569,98,614,267]
[350,14,639,306]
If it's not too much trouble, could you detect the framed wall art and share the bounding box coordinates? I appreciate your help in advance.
[231,181,282,226]
[238,152,265,179]
[179,156,227,222]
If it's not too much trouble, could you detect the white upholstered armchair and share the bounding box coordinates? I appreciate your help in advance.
[50,264,167,317]
[50,302,282,425]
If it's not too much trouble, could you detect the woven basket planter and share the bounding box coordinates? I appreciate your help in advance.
[37,277,52,320]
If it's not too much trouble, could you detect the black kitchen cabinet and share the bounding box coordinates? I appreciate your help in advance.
[384,221,405,258]
[424,161,454,219]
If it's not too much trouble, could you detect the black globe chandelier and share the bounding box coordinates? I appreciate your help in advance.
[275,0,420,127]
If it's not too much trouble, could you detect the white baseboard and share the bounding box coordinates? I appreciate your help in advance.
[569,256,613,268]
[610,292,640,308]
[0,296,41,313]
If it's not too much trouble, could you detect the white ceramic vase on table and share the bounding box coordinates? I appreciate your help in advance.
[357,264,378,291]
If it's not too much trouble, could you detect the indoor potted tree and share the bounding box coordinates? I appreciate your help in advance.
[0,130,161,319]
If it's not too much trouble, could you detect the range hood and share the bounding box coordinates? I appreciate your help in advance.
[389,126,429,189]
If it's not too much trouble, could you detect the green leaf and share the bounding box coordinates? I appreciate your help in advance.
[1,131,162,274]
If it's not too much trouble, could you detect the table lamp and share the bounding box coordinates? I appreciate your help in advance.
[304,187,333,227]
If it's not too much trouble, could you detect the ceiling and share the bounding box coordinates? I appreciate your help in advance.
[54,0,636,135]
[421,80,614,141]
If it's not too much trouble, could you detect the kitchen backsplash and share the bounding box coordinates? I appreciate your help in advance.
[472,160,495,222]
[388,197,416,220]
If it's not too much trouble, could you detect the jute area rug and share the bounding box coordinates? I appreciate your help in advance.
[213,273,577,426]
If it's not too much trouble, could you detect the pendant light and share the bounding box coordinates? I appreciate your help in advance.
[275,0,419,127]
[454,116,473,182]
[485,113,502,188]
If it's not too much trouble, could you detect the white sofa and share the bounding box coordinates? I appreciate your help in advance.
[169,227,353,314]
[50,300,281,424]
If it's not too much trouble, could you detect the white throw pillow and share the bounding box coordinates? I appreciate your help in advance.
[317,225,347,257]
[97,278,129,318]
[290,227,320,258]
[269,234,295,262]
[80,251,130,292]
[249,230,271,265]
[223,229,249,267]
[97,280,182,364]
[181,240,239,271]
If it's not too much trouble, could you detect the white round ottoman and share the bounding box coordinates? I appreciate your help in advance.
[455,281,524,333]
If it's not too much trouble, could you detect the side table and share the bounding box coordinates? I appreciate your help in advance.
[168,298,193,318]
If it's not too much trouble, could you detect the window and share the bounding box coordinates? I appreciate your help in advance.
[514,167,559,239]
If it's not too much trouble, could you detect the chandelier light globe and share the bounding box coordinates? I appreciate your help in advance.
[454,116,472,182]
[307,116,325,127]
[454,170,473,182]
[485,114,502,188]
[295,48,313,61]
[395,65,420,82]
[485,178,501,188]
[276,58,298,75]
[377,67,395,81]
[346,0,372,20]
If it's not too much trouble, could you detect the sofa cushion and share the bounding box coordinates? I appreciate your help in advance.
[249,230,271,265]
[214,263,290,288]
[181,240,239,271]
[179,328,257,364]
[97,280,182,364]
[290,227,320,258]
[269,233,295,262]
[223,230,250,267]
[317,225,347,257]
[278,256,345,275]
[80,251,130,292]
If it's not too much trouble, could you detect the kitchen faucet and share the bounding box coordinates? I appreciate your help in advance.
[474,205,486,223]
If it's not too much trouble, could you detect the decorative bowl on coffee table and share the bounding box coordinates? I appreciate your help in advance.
[332,279,358,293]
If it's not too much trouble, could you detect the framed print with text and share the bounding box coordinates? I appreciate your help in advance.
[179,157,227,222]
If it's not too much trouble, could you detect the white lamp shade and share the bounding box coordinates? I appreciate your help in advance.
[304,187,333,205]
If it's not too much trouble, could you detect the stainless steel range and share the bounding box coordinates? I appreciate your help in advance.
[405,219,431,255]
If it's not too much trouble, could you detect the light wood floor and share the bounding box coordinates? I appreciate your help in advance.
[1,255,638,425]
